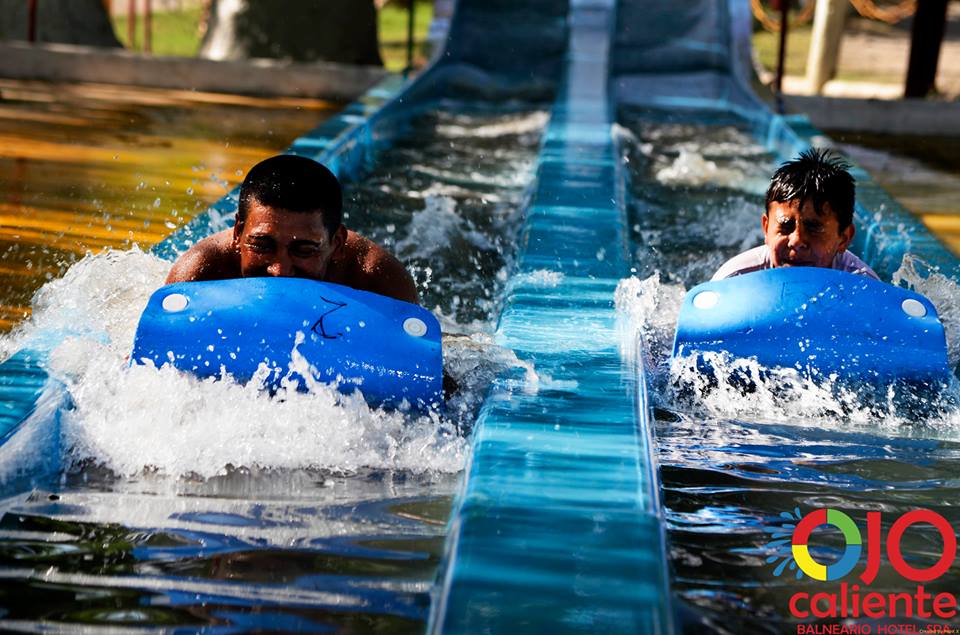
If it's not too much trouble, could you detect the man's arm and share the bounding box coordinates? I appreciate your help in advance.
[165,230,237,284]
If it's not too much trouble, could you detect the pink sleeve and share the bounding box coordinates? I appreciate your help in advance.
[836,251,880,281]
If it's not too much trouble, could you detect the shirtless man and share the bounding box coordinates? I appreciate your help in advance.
[712,148,879,281]
[166,154,419,304]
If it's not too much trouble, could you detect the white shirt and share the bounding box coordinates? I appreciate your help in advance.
[711,245,880,281]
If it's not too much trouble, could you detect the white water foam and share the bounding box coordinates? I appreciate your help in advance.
[640,125,771,193]
[509,269,564,289]
[892,253,960,368]
[615,273,685,374]
[2,250,481,478]
[0,248,169,359]
[655,149,749,188]
[442,331,538,421]
[435,110,549,140]
[50,337,465,478]
[395,194,498,259]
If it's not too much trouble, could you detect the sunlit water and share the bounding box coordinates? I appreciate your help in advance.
[616,108,960,634]
[0,78,338,330]
[0,103,547,631]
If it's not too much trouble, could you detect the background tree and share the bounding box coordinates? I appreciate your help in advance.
[0,0,122,47]
[199,0,382,65]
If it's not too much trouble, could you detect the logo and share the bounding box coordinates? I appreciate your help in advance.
[764,507,958,631]
[792,509,862,581]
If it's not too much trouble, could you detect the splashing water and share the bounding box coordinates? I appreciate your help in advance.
[892,253,960,368]
[51,339,466,478]
[668,351,959,435]
[2,251,466,479]
[620,117,770,286]
[395,194,498,259]
[0,248,169,359]
[655,149,749,188]
[0,99,552,633]
[614,273,685,377]
[4,243,538,479]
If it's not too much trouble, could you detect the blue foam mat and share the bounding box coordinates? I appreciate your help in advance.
[673,268,949,384]
[131,278,443,409]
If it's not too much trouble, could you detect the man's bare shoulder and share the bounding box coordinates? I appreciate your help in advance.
[165,229,239,283]
[350,231,398,272]
[331,231,419,304]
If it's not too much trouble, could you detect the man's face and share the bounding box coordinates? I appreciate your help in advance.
[233,199,345,279]
[762,199,854,269]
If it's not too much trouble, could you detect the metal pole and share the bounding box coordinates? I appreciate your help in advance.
[774,0,790,114]
[405,0,416,73]
[905,0,949,98]
[144,0,152,53]
[27,0,38,43]
[128,0,137,50]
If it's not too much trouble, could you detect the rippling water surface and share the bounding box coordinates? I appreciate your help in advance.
[616,107,960,634]
[0,102,547,631]
[0,79,338,330]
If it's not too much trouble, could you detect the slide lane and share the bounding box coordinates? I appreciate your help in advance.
[433,1,672,632]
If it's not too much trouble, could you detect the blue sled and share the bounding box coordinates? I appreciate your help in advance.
[672,268,950,385]
[131,278,443,410]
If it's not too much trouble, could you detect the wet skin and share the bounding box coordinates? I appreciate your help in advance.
[165,201,419,304]
[762,199,854,269]
[236,201,344,280]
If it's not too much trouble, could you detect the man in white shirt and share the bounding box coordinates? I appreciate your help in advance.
[712,148,879,282]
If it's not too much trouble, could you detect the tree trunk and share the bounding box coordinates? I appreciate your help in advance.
[0,0,122,47]
[199,0,382,66]
[805,0,849,95]
[905,0,949,98]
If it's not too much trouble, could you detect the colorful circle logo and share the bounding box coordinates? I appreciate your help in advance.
[792,509,862,581]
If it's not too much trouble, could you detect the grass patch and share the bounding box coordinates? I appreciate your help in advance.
[752,26,812,78]
[752,23,904,85]
[110,1,434,71]
[379,0,434,71]
[112,7,204,57]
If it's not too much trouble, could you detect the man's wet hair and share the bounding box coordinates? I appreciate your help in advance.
[237,155,342,236]
[765,148,855,232]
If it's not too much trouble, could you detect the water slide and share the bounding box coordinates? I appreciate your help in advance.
[0,0,957,632]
